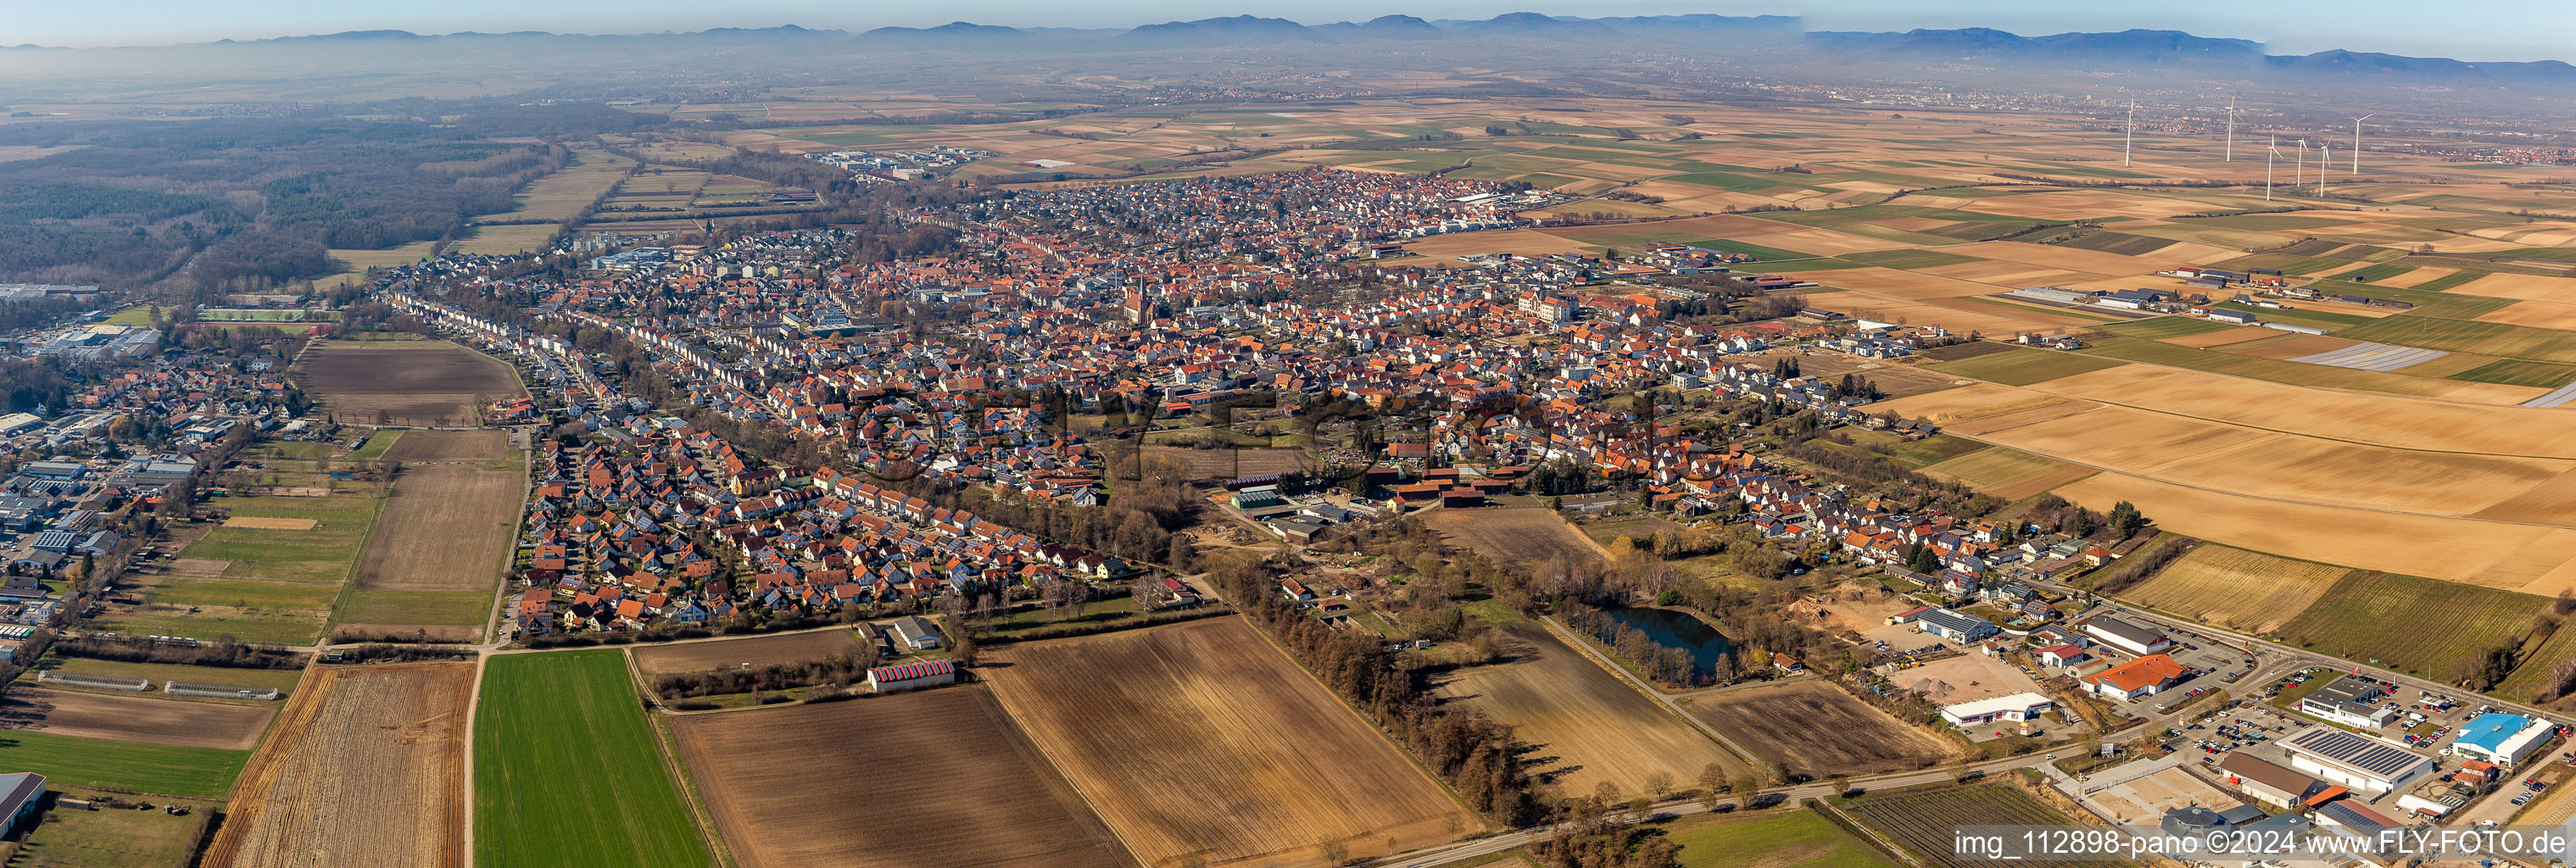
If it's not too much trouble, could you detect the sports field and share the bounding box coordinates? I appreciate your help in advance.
[473,651,711,868]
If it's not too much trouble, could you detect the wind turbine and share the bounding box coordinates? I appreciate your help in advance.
[2124,97,2138,167]
[2295,139,2306,187]
[2318,143,2330,195]
[2350,113,2376,175]
[2266,135,2278,201]
[2224,96,2239,162]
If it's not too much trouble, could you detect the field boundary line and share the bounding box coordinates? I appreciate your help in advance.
[644,709,737,868]
[1536,615,1770,779]
[1219,614,1491,838]
[199,666,332,867]
[972,670,1162,868]
[1814,798,1926,868]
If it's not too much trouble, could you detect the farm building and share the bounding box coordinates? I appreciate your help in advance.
[865,659,956,693]
[1938,692,2055,726]
[0,773,42,836]
[2206,309,2259,325]
[2448,713,2556,765]
[2219,753,2327,809]
[1911,608,1997,643]
[2296,676,2395,728]
[2280,729,2434,794]
[2080,615,2172,656]
[2079,653,2188,700]
[888,615,945,650]
[2262,322,2328,336]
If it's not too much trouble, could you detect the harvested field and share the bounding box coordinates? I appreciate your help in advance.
[629,629,862,676]
[2049,472,2576,590]
[0,687,274,750]
[980,618,1475,868]
[1686,680,1954,777]
[2123,546,2349,633]
[352,463,523,594]
[293,341,525,427]
[1849,785,2117,868]
[222,516,317,530]
[671,686,1131,868]
[382,430,511,462]
[2024,364,2576,458]
[1422,507,1603,567]
[1433,622,1745,796]
[205,664,471,868]
[2272,570,2548,677]
[1141,445,1309,481]
[2447,272,2576,303]
[1920,448,2094,501]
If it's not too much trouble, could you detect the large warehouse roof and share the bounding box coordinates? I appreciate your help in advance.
[2284,729,2428,780]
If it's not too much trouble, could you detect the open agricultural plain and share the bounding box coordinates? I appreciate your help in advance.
[206,663,472,868]
[343,453,526,638]
[670,685,1132,868]
[293,339,526,426]
[1431,621,1747,796]
[1684,680,1956,778]
[2123,545,2349,634]
[979,617,1475,868]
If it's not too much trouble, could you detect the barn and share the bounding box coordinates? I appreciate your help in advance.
[2080,615,2172,656]
[866,659,956,693]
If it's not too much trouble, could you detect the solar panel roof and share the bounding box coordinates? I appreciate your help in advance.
[2287,729,2425,776]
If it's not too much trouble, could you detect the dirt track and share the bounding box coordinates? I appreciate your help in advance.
[204,664,471,868]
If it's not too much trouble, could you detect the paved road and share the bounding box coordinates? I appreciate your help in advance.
[1376,754,2057,868]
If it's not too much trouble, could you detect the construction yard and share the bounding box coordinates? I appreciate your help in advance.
[205,663,473,868]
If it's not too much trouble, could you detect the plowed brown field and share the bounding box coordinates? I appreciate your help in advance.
[293,341,525,426]
[670,685,1132,868]
[204,663,471,868]
[0,687,273,749]
[980,618,1475,868]
[1433,622,1747,796]
[354,464,522,593]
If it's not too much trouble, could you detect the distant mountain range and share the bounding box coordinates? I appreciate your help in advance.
[17,13,2576,95]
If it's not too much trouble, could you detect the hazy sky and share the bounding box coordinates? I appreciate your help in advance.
[20,0,2576,62]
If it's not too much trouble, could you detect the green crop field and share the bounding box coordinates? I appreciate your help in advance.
[1849,785,2126,868]
[2096,316,2235,340]
[2334,264,2415,283]
[2445,359,2576,388]
[474,650,711,868]
[2333,316,2576,364]
[1886,433,1991,468]
[1668,809,1899,868]
[2412,271,2491,292]
[2074,337,2459,397]
[2055,231,2176,256]
[0,730,248,798]
[1926,348,2127,386]
[2272,571,2547,679]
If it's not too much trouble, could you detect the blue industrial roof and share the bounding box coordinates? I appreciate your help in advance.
[2456,712,2537,751]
